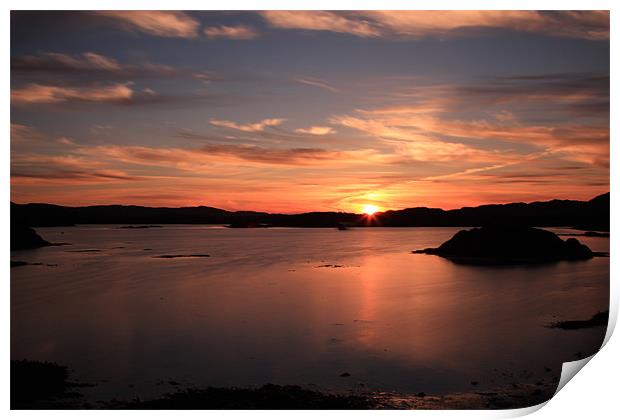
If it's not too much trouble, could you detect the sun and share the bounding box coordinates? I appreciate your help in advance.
[362,204,379,215]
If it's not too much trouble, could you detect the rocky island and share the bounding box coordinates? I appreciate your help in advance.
[413,226,594,265]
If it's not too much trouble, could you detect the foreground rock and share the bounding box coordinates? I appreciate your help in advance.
[11,360,80,409]
[11,224,51,251]
[413,226,594,265]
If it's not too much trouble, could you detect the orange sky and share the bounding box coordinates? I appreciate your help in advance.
[11,11,609,213]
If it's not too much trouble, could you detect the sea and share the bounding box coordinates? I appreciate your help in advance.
[10,226,609,401]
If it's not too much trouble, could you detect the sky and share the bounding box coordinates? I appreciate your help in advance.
[10,11,610,213]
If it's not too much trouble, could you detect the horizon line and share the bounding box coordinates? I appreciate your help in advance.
[10,191,609,216]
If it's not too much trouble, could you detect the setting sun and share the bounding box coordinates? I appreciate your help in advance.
[362,204,379,215]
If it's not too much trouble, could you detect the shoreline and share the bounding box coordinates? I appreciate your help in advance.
[11,359,558,410]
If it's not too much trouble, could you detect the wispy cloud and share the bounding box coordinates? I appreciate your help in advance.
[11,153,141,184]
[55,137,76,146]
[11,123,45,142]
[261,11,609,40]
[332,112,500,163]
[332,74,609,168]
[210,118,286,133]
[296,77,340,93]
[11,83,134,104]
[94,11,200,38]
[12,169,139,183]
[455,73,609,116]
[295,126,335,135]
[78,142,388,168]
[14,51,122,71]
[12,51,208,82]
[11,123,79,150]
[10,80,227,107]
[204,24,258,39]
[359,10,609,40]
[260,11,380,37]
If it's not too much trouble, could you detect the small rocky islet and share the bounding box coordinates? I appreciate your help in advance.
[413,226,597,265]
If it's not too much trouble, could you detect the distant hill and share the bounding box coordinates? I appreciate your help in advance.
[10,192,609,230]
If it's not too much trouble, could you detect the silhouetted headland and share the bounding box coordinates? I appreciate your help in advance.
[10,192,609,230]
[10,223,51,251]
[413,226,594,265]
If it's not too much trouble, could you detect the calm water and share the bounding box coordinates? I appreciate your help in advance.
[11,226,609,401]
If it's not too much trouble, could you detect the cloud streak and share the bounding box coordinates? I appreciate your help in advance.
[331,73,609,168]
[11,153,142,185]
[260,11,380,37]
[261,10,609,40]
[10,80,227,107]
[83,142,386,168]
[94,11,200,38]
[204,24,258,39]
[296,77,340,93]
[11,123,45,142]
[12,51,209,82]
[11,83,134,104]
[456,73,609,116]
[210,118,286,133]
[295,126,335,135]
[334,107,608,167]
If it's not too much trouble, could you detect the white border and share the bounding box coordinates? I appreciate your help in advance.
[3,1,616,419]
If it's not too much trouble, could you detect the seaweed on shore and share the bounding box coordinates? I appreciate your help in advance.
[11,362,558,410]
[101,381,558,410]
[107,384,374,409]
[548,311,609,330]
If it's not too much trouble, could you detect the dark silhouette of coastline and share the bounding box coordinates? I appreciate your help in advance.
[10,192,609,230]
